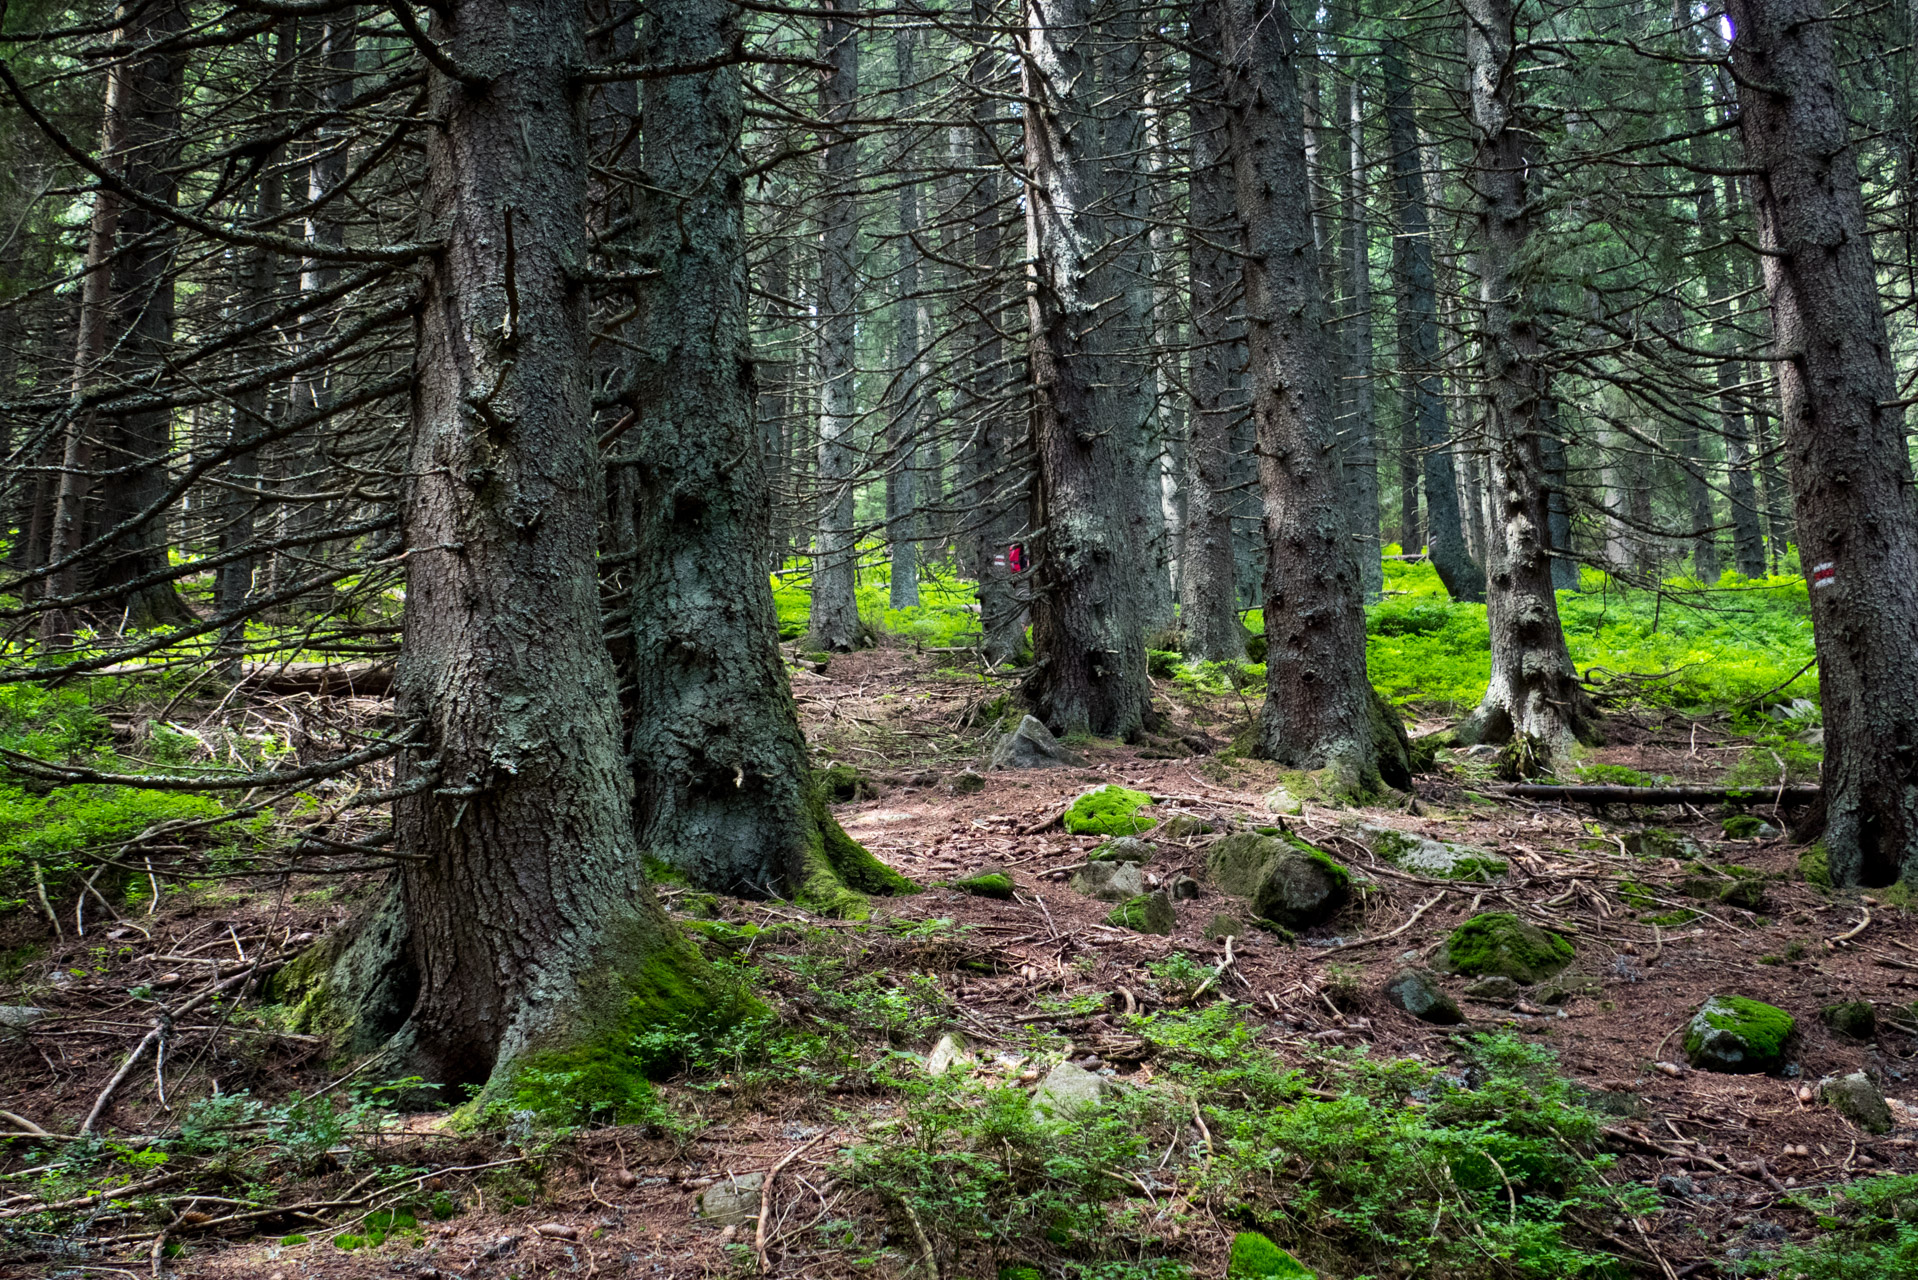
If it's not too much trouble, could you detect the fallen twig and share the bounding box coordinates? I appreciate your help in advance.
[1312,892,1447,958]
[756,1135,824,1274]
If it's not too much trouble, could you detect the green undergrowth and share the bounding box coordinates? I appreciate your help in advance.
[1732,1173,1918,1278]
[843,1008,1647,1279]
[771,550,986,650]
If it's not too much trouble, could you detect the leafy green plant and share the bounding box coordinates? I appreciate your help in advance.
[1732,1174,1918,1278]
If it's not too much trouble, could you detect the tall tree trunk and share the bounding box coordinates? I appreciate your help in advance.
[615,0,911,912]
[887,26,921,610]
[961,5,1026,665]
[1181,0,1248,661]
[1383,36,1481,600]
[1539,401,1580,590]
[808,4,865,652]
[1728,0,1918,886]
[1453,0,1597,766]
[345,0,731,1100]
[1226,0,1392,796]
[1337,28,1384,604]
[1020,0,1154,738]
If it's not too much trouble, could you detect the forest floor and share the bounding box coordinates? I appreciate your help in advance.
[0,639,1906,1280]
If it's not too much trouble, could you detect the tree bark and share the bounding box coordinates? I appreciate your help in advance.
[1336,28,1384,604]
[1225,0,1388,795]
[1728,0,1918,886]
[1181,0,1248,662]
[1453,0,1598,766]
[808,3,866,652]
[367,0,729,1098]
[1383,35,1482,602]
[614,0,912,913]
[1020,0,1154,738]
[887,25,921,611]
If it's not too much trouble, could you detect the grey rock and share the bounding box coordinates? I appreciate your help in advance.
[1032,1061,1120,1117]
[989,716,1082,770]
[696,1172,765,1225]
[1089,836,1155,864]
[1358,822,1504,880]
[1168,874,1201,902]
[1656,1173,1694,1199]
[1107,891,1176,935]
[925,1033,970,1077]
[1821,1071,1894,1135]
[1463,975,1521,1002]
[1202,912,1250,940]
[1262,786,1304,816]
[1071,860,1145,902]
[1684,996,1794,1074]
[1384,968,1463,1025]
[0,1006,45,1036]
[1156,815,1215,840]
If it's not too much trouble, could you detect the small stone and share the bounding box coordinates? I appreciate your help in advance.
[1627,827,1700,860]
[534,1223,579,1240]
[952,872,1015,900]
[1262,786,1304,816]
[1722,813,1768,840]
[1168,874,1201,901]
[1032,1061,1120,1117]
[1656,1173,1694,1199]
[1717,879,1768,912]
[1821,1071,1894,1134]
[611,1168,639,1188]
[1358,822,1505,881]
[1462,975,1521,1001]
[1088,836,1155,864]
[1071,860,1146,902]
[1202,912,1249,940]
[989,715,1082,770]
[1383,968,1463,1025]
[695,1172,765,1226]
[949,769,986,795]
[925,1032,970,1077]
[1106,891,1176,935]
[1684,995,1795,1074]
[0,1007,45,1039]
[1156,814,1216,840]
[1821,1000,1877,1040]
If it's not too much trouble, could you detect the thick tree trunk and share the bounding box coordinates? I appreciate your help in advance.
[1728,0,1918,886]
[1383,36,1482,602]
[615,0,911,912]
[1181,0,1248,662]
[1226,0,1388,796]
[808,5,865,652]
[1539,398,1581,591]
[1021,0,1154,738]
[1453,0,1597,766]
[356,0,730,1099]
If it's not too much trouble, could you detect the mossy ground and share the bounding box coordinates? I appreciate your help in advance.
[1228,1231,1315,1278]
[1062,784,1156,836]
[951,872,1014,900]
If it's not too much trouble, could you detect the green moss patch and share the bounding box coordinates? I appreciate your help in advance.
[1438,913,1574,984]
[1062,785,1156,836]
[1799,843,1832,888]
[797,777,918,919]
[1228,1231,1315,1278]
[1107,892,1176,935]
[952,872,1014,900]
[1822,1001,1877,1040]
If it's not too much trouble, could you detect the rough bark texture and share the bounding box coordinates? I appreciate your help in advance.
[1729,0,1918,885]
[1454,0,1598,765]
[808,3,865,652]
[1182,0,1248,662]
[616,0,911,913]
[1386,36,1484,603]
[887,25,921,610]
[1225,0,1384,796]
[1337,34,1384,604]
[1021,0,1153,738]
[373,0,728,1097]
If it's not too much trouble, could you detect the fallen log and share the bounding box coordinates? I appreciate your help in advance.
[1493,783,1819,805]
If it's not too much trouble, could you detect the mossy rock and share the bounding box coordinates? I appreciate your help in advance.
[1203,911,1251,941]
[1156,814,1215,840]
[818,762,880,803]
[1206,832,1351,930]
[1107,891,1176,935]
[1062,784,1157,836]
[1227,1231,1315,1278]
[1088,836,1155,864]
[1822,1000,1877,1040]
[1438,912,1573,984]
[952,872,1015,900]
[1628,827,1699,860]
[1717,878,1768,912]
[1684,995,1794,1073]
[1722,813,1769,839]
